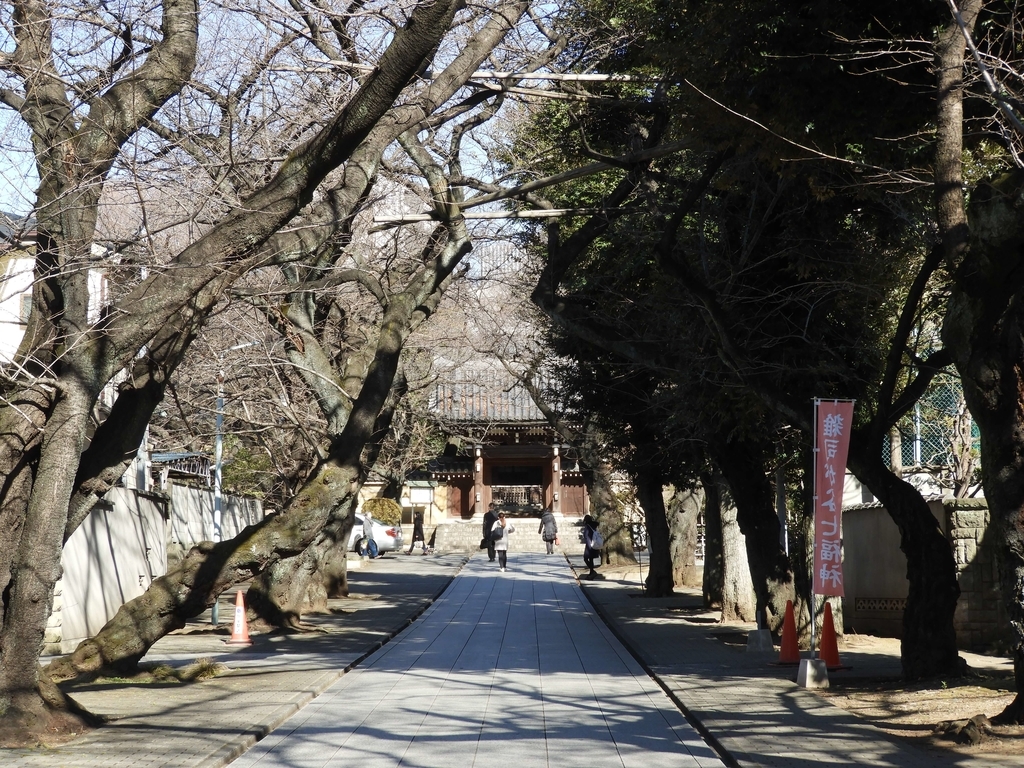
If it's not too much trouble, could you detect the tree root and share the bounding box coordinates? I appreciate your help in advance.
[0,676,104,747]
[993,694,1024,725]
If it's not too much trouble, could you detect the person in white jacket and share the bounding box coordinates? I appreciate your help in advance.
[490,512,516,572]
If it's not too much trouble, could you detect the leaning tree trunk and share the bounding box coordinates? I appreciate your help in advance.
[47,459,362,682]
[633,465,673,596]
[712,439,797,631]
[847,445,962,679]
[46,214,472,683]
[246,498,360,626]
[943,172,1024,722]
[247,363,410,624]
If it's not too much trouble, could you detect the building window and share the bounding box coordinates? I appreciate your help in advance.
[19,294,31,324]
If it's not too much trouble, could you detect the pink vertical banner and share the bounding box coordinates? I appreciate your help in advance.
[813,399,855,597]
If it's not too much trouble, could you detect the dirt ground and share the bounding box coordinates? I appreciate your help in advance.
[810,634,1023,762]
[599,564,1022,761]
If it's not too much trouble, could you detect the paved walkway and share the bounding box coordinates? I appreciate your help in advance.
[3,551,1015,768]
[7,554,466,768]
[229,554,721,768]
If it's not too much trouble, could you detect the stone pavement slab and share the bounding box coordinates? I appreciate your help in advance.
[228,554,724,768]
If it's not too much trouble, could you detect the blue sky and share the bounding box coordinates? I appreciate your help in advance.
[0,112,36,216]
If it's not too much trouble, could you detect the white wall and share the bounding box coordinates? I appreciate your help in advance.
[168,482,263,549]
[0,254,32,362]
[60,488,167,650]
[1,244,111,363]
[58,484,263,652]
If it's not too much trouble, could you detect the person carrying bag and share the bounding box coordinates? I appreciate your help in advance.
[490,512,516,572]
[538,506,558,555]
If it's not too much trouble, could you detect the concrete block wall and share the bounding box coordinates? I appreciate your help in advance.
[947,499,1011,650]
[845,497,1010,652]
[432,517,586,555]
[168,483,263,552]
[842,503,912,638]
[59,487,167,652]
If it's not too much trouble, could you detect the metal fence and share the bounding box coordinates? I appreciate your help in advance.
[880,374,979,487]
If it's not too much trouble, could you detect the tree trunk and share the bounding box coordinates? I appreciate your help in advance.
[792,460,815,645]
[712,439,797,631]
[718,480,756,623]
[247,544,328,630]
[322,539,352,599]
[943,172,1024,722]
[247,367,409,624]
[847,443,962,679]
[247,499,358,626]
[633,465,673,597]
[702,472,724,610]
[666,484,702,588]
[0,387,98,739]
[586,458,636,566]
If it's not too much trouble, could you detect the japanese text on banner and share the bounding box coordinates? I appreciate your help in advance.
[813,400,854,596]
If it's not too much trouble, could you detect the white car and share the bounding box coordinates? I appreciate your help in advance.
[348,512,404,554]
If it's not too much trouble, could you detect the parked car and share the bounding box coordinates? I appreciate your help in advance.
[347,512,404,554]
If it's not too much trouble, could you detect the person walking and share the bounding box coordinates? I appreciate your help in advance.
[362,510,380,559]
[538,506,558,554]
[582,514,601,579]
[482,502,499,562]
[407,509,428,555]
[490,512,516,571]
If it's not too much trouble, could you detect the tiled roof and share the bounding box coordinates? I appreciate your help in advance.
[424,457,474,475]
[432,375,550,422]
[0,213,34,243]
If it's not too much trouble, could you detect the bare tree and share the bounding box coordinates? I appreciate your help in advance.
[46,0,569,680]
[0,0,533,743]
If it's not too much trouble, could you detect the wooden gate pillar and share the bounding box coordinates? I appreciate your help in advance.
[473,444,484,517]
[551,444,562,515]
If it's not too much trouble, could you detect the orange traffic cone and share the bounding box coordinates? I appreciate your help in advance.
[225,590,252,645]
[818,602,842,669]
[778,600,800,665]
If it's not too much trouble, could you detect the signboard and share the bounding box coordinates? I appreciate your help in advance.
[409,486,433,505]
[813,399,855,597]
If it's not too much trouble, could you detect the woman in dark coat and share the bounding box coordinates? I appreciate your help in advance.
[582,514,600,579]
[538,507,558,554]
[407,509,427,555]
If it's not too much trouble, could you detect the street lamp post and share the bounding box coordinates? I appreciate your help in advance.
[211,340,260,626]
[211,372,225,626]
